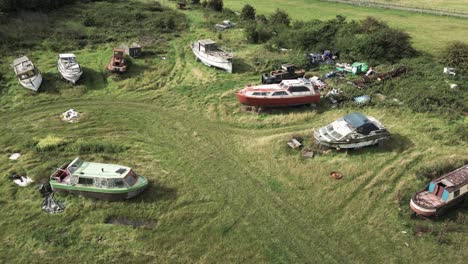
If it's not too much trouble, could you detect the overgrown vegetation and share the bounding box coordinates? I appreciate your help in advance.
[0,1,187,51]
[245,12,415,65]
[439,41,468,76]
[0,0,79,12]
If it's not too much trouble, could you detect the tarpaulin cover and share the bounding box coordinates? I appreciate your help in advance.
[40,184,65,214]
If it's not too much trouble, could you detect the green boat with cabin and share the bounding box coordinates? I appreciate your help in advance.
[49,157,148,201]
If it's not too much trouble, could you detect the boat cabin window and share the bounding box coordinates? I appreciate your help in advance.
[252,92,269,96]
[355,123,379,135]
[454,189,460,198]
[78,177,94,185]
[114,179,126,188]
[272,91,288,96]
[288,86,310,93]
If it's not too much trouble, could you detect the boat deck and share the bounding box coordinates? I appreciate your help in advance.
[413,191,445,208]
[206,50,232,59]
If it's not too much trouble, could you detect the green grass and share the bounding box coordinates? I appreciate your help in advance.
[340,0,468,13]
[222,0,468,53]
[0,1,467,263]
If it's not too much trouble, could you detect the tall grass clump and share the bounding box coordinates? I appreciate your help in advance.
[66,140,129,154]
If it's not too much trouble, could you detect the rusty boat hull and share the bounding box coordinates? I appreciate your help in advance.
[237,92,320,107]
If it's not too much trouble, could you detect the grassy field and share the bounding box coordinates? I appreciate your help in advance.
[222,0,468,53]
[337,0,468,13]
[0,1,467,263]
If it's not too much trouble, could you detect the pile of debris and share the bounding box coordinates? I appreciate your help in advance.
[9,172,34,187]
[61,109,80,123]
[307,50,338,67]
[309,76,327,91]
[336,62,369,75]
[215,20,236,31]
[9,153,21,160]
[351,65,408,88]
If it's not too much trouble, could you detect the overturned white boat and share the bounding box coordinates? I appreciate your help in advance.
[58,54,83,84]
[191,39,233,73]
[12,56,42,91]
[314,112,390,149]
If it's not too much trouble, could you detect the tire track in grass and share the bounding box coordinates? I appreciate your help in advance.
[1,99,349,262]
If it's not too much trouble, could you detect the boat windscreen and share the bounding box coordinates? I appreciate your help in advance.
[124,170,137,186]
[343,113,369,128]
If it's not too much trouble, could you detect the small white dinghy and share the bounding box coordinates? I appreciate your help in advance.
[12,56,42,91]
[58,54,83,84]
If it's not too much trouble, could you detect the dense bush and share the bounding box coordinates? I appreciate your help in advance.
[269,9,290,27]
[206,0,223,12]
[439,41,468,76]
[240,4,255,21]
[0,1,187,50]
[0,0,79,12]
[247,14,415,64]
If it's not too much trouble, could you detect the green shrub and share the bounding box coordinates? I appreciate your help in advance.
[36,135,68,152]
[206,0,223,12]
[438,41,468,76]
[270,9,290,27]
[240,4,255,21]
[66,141,128,154]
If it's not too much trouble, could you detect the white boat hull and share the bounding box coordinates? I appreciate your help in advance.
[18,73,42,91]
[58,59,83,84]
[191,43,232,73]
[58,68,83,84]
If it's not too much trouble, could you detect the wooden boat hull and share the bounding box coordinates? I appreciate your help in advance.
[191,43,232,73]
[237,92,320,107]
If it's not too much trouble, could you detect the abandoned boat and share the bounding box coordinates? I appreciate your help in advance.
[191,39,233,73]
[107,48,127,73]
[11,56,42,91]
[58,54,83,84]
[314,112,390,149]
[410,164,468,217]
[261,64,305,84]
[49,157,148,201]
[237,78,320,107]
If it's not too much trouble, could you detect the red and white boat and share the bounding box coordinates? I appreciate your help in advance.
[237,78,320,107]
[410,164,468,217]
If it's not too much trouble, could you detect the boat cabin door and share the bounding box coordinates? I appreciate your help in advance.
[433,182,446,198]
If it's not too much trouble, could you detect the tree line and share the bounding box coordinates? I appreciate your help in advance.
[0,0,94,12]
